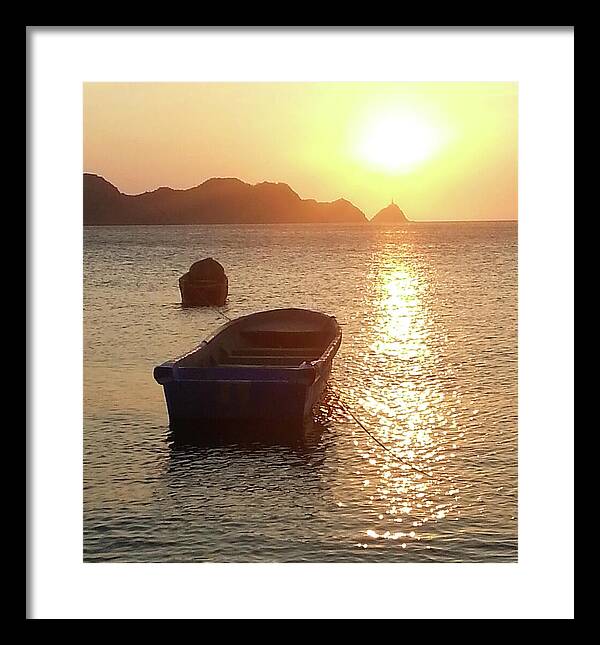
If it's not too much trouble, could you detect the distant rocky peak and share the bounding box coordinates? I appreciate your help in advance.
[371,201,409,223]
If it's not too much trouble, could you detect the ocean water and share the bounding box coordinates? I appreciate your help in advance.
[84,222,517,562]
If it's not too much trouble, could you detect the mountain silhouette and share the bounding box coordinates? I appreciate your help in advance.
[83,174,369,225]
[371,202,409,224]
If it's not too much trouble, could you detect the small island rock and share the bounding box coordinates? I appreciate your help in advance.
[371,202,409,224]
[179,258,228,307]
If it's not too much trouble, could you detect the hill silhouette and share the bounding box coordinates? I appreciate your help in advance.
[371,202,409,224]
[83,174,369,225]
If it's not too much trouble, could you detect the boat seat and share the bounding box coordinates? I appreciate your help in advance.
[219,355,314,367]
[231,347,323,357]
[240,330,325,348]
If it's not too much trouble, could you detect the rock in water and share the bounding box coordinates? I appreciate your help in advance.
[179,258,228,307]
[371,202,409,224]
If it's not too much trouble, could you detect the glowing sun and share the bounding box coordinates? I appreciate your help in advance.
[356,112,442,172]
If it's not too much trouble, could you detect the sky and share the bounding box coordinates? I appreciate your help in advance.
[83,82,518,221]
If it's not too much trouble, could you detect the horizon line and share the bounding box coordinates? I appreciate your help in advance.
[83,219,518,226]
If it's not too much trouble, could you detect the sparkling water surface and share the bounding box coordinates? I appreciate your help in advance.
[84,222,517,562]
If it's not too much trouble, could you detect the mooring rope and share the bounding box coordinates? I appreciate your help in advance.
[338,398,453,483]
[209,306,232,323]
[189,294,232,323]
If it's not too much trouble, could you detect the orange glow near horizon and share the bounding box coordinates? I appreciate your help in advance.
[83,82,517,221]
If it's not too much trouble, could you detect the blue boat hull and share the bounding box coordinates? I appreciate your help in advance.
[154,308,341,437]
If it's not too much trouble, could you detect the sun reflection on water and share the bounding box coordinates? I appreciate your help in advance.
[369,267,430,362]
[343,258,463,550]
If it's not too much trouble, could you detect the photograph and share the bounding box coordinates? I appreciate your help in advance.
[83,81,518,563]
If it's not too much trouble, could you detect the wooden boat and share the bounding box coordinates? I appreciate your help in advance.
[179,257,228,307]
[154,308,342,434]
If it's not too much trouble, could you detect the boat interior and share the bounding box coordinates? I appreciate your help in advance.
[177,309,339,369]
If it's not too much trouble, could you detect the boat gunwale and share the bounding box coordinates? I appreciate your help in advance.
[157,308,342,379]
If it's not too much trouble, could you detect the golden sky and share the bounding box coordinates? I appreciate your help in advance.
[83,82,517,221]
